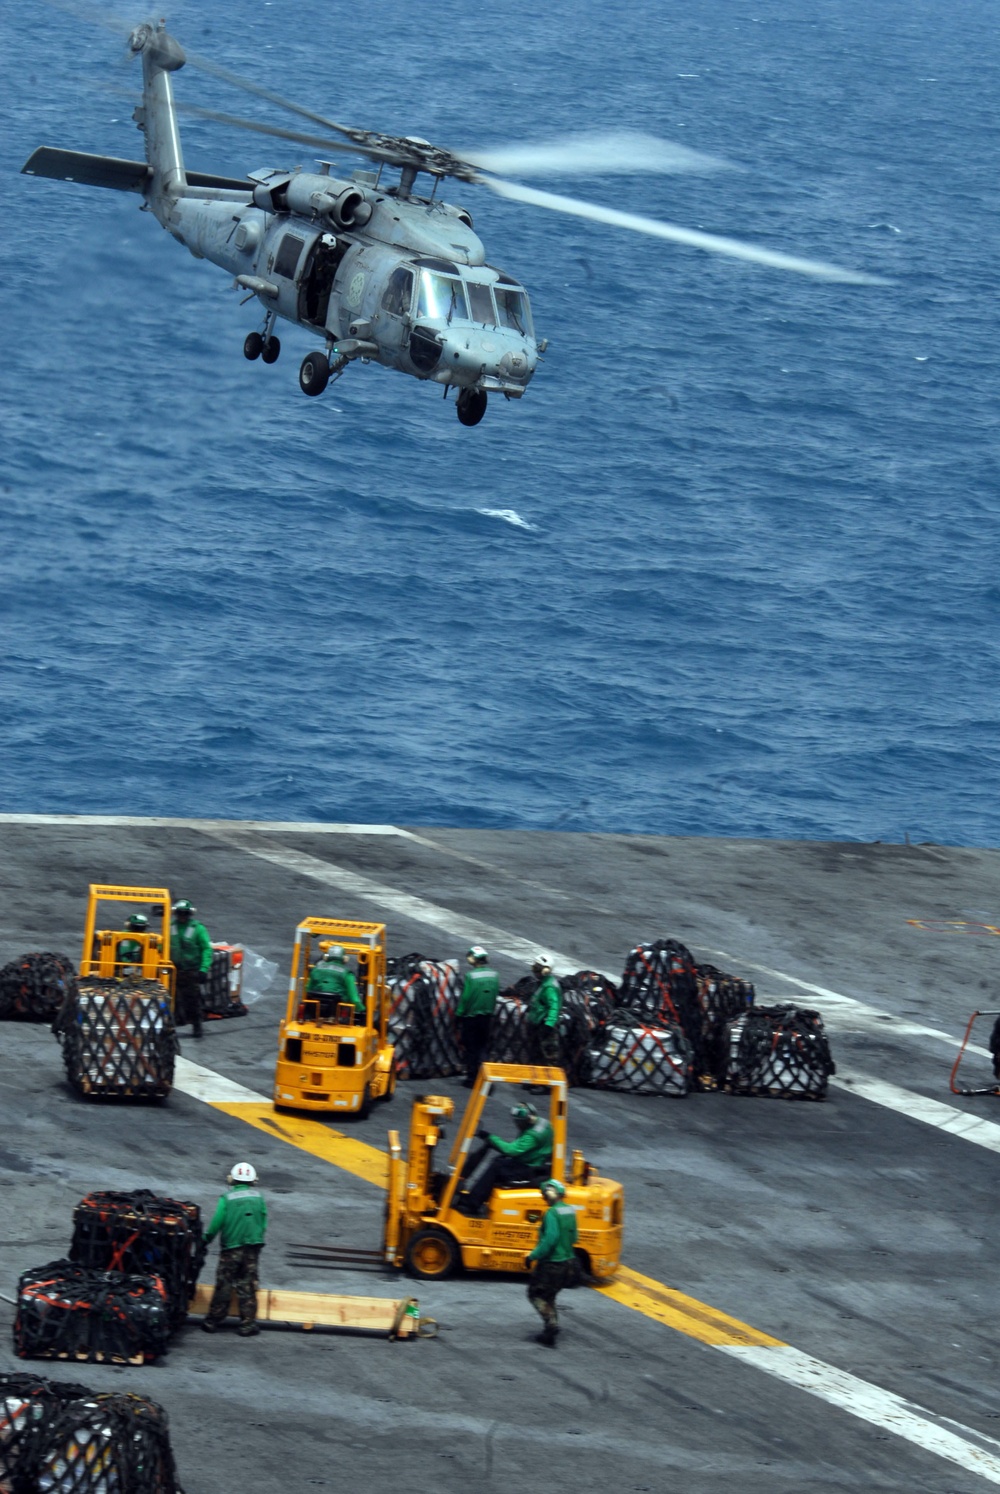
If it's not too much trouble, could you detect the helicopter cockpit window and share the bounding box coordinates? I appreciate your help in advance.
[495,286,532,336]
[417,271,469,324]
[381,268,415,317]
[274,233,305,279]
[465,281,496,326]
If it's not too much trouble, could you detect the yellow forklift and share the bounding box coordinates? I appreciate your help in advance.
[273,917,396,1118]
[81,884,175,994]
[290,1063,624,1281]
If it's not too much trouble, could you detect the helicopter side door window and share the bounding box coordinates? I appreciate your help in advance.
[417,271,469,324]
[274,232,305,279]
[466,281,496,326]
[495,286,532,336]
[381,268,415,318]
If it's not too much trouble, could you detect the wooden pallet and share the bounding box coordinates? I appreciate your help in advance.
[30,1346,145,1366]
[187,1284,432,1339]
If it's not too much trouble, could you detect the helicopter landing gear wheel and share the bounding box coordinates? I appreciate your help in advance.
[299,350,330,397]
[456,388,487,427]
[261,336,281,365]
[243,332,264,361]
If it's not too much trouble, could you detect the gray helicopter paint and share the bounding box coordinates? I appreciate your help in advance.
[21,20,542,419]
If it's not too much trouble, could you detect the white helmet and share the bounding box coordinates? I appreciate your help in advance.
[467,945,489,965]
[228,1162,257,1185]
[532,954,553,975]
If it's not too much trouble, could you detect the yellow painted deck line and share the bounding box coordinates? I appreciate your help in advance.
[209,1099,779,1347]
[597,1264,784,1348]
[213,1101,389,1188]
[193,1080,1000,1482]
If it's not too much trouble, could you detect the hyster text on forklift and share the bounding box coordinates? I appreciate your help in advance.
[274,917,396,1117]
[291,1063,624,1281]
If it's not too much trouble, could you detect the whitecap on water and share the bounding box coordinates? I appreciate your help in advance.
[477,508,538,531]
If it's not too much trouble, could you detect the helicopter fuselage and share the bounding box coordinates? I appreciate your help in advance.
[165,170,539,397]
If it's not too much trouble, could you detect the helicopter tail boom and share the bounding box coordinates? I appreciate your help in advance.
[128,21,188,219]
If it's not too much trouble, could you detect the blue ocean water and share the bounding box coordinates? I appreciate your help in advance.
[1,0,998,843]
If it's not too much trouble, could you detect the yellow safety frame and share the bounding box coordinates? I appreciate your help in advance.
[284,917,388,1042]
[80,883,175,999]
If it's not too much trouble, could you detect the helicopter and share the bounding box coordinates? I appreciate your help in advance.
[21,20,883,426]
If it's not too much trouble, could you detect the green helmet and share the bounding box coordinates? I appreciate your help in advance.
[541,1178,566,1200]
[511,1101,538,1129]
[172,899,195,918]
[322,945,345,964]
[466,945,489,965]
[127,914,148,932]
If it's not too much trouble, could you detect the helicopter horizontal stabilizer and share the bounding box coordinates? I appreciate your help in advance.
[21,147,251,195]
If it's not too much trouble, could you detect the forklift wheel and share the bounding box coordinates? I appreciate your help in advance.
[358,1083,372,1120]
[405,1228,460,1280]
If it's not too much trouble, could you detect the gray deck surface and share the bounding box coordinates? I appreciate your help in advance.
[1,818,999,1492]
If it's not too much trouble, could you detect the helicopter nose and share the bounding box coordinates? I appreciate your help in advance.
[439,331,536,387]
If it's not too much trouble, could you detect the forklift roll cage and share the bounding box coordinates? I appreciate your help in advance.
[80,883,175,999]
[284,917,389,1040]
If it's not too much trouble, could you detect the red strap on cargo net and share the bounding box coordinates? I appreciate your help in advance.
[108,1232,140,1272]
[634,949,682,1027]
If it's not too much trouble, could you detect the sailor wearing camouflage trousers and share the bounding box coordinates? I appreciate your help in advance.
[202,1163,268,1337]
[170,898,213,1039]
[526,1178,578,1347]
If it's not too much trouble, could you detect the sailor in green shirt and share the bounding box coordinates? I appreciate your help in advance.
[202,1161,268,1337]
[460,1100,553,1214]
[306,945,364,1018]
[115,913,148,974]
[526,1177,578,1346]
[527,954,562,1073]
[170,898,213,1039]
[456,944,499,1087]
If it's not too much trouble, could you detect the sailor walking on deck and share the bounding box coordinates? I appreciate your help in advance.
[457,945,499,1086]
[526,1178,578,1347]
[202,1162,268,1336]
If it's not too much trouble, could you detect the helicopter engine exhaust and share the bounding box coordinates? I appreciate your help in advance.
[252,174,373,229]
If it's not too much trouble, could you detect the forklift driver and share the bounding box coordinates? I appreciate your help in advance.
[458,1101,553,1216]
[116,913,148,973]
[307,945,364,1019]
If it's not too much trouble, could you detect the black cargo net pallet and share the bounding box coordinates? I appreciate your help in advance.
[387,956,464,1079]
[0,1372,182,1493]
[724,1004,836,1100]
[14,1262,172,1366]
[0,952,78,1023]
[488,978,535,1066]
[588,1010,695,1096]
[203,949,247,1022]
[69,1192,205,1329]
[617,941,757,1089]
[53,981,178,1100]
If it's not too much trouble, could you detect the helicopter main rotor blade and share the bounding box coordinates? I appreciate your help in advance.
[181,45,370,149]
[482,177,887,284]
[458,131,731,179]
[174,101,383,165]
